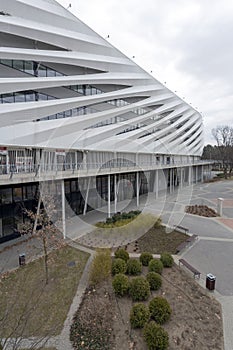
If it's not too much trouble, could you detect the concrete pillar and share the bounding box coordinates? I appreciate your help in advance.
[155,169,159,198]
[114,174,117,213]
[201,165,204,182]
[83,177,90,216]
[170,169,172,194]
[180,168,183,188]
[61,180,66,239]
[188,166,192,185]
[108,174,111,218]
[136,172,140,207]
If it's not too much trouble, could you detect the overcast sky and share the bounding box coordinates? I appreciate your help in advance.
[57,0,233,145]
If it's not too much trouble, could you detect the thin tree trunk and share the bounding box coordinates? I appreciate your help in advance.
[43,235,49,285]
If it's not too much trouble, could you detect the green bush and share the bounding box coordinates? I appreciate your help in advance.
[96,211,141,228]
[160,252,174,267]
[115,248,129,262]
[148,259,163,274]
[89,249,112,286]
[146,272,162,290]
[140,252,153,266]
[129,276,150,301]
[143,321,169,350]
[112,258,127,275]
[126,258,142,275]
[130,303,150,328]
[149,297,172,324]
[112,273,129,296]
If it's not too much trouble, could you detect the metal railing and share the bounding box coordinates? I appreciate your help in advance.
[0,159,213,179]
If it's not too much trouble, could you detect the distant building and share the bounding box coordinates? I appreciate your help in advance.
[0,0,210,243]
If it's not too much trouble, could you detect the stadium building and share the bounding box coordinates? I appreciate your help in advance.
[0,0,210,243]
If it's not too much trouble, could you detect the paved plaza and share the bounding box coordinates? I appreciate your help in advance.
[1,179,233,349]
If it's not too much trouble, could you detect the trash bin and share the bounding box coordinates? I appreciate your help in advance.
[19,253,26,266]
[206,273,216,291]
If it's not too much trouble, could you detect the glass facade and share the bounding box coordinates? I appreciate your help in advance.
[0,183,38,242]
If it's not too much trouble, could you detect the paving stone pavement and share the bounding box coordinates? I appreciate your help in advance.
[1,180,233,349]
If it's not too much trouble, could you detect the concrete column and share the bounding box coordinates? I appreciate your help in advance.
[188,166,192,185]
[83,177,90,216]
[136,172,140,207]
[201,165,204,182]
[108,174,111,218]
[75,151,78,170]
[33,194,42,235]
[170,169,172,194]
[172,168,174,192]
[61,180,66,239]
[180,168,183,188]
[155,169,159,198]
[114,174,117,213]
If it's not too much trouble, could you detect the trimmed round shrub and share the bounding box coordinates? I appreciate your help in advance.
[146,272,162,290]
[129,276,150,301]
[112,273,129,296]
[148,259,163,274]
[130,303,150,328]
[112,258,126,275]
[126,258,142,275]
[143,321,169,350]
[160,252,174,267]
[149,297,172,324]
[140,252,153,266]
[115,248,129,262]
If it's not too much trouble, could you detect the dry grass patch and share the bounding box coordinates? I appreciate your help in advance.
[0,245,89,338]
[129,225,188,254]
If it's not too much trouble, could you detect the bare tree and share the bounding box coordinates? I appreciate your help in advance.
[212,125,233,178]
[19,193,64,285]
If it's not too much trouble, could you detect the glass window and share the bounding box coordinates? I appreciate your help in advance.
[0,188,12,204]
[25,92,34,102]
[13,187,22,202]
[65,110,72,117]
[38,65,47,77]
[0,59,12,67]
[13,60,24,71]
[47,69,56,77]
[24,61,33,75]
[15,93,25,103]
[65,181,70,194]
[2,93,14,103]
[38,93,47,101]
[55,71,63,77]
[85,85,91,95]
[2,217,14,236]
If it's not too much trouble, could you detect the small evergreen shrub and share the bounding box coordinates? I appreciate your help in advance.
[89,249,112,286]
[140,252,153,266]
[143,321,169,350]
[149,297,172,324]
[115,248,129,262]
[112,258,126,275]
[129,276,150,301]
[160,252,174,267]
[126,258,142,275]
[148,259,163,274]
[146,272,162,290]
[112,273,129,296]
[130,303,150,328]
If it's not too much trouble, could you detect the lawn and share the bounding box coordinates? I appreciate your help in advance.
[0,245,90,339]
